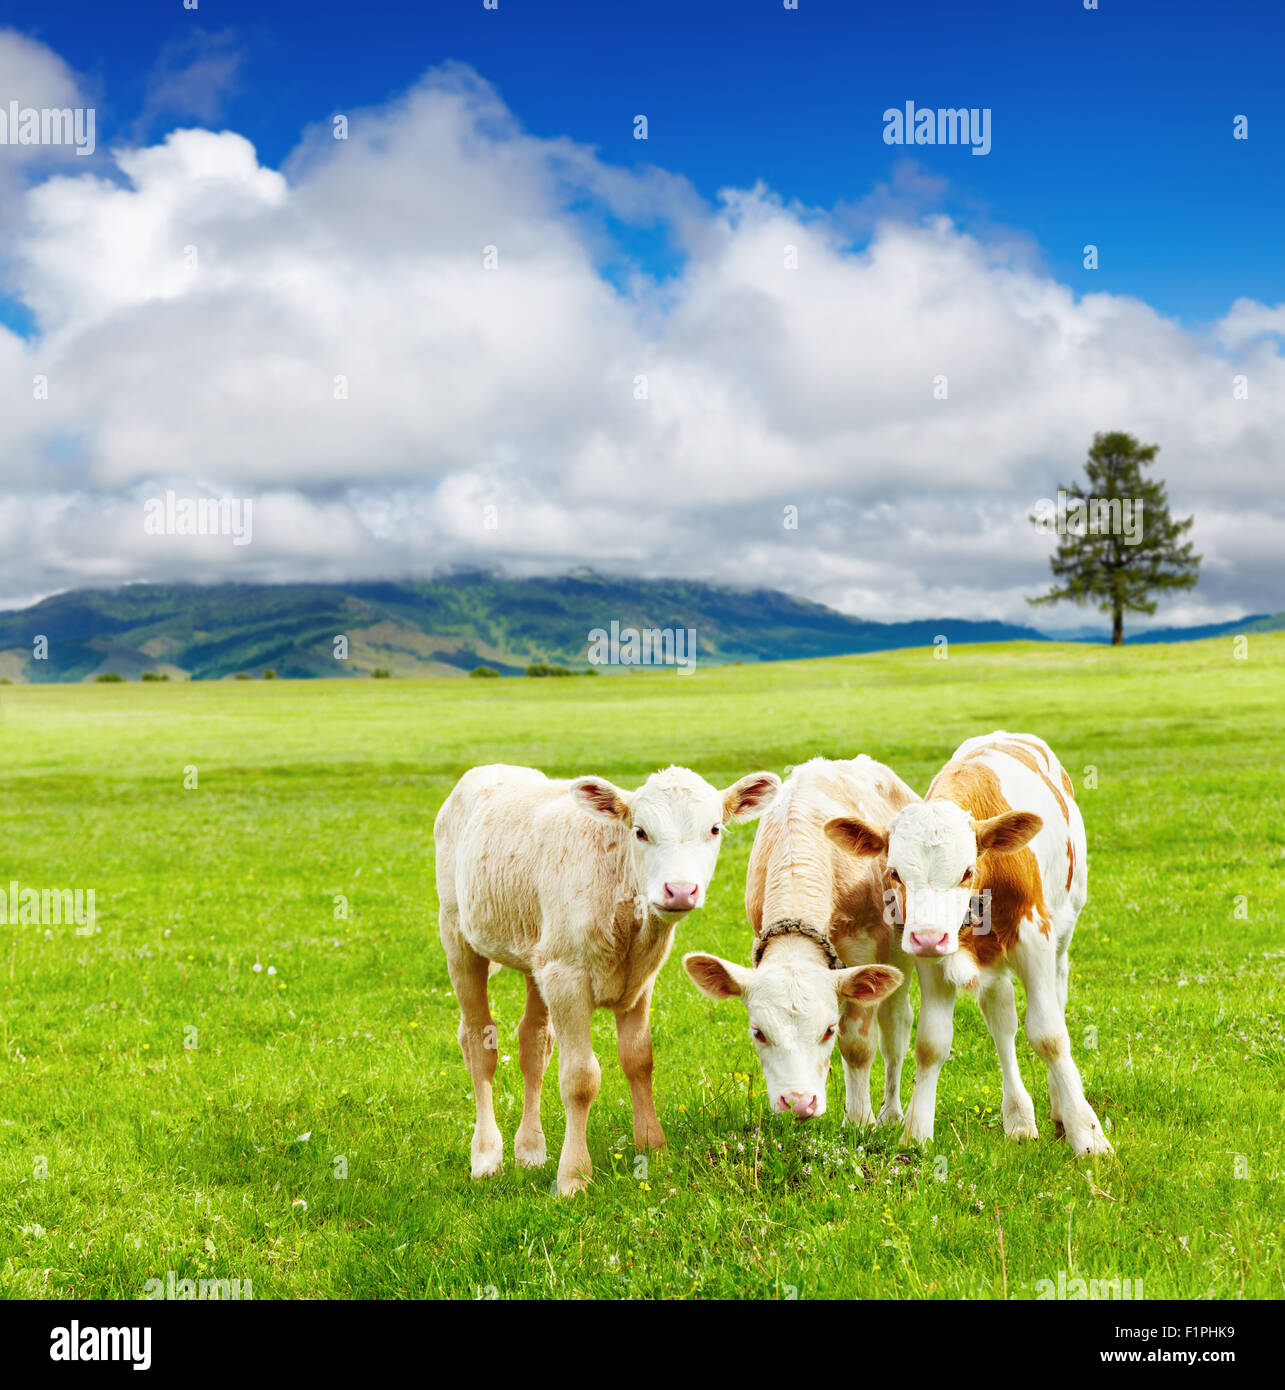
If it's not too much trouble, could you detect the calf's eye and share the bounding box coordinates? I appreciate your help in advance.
[635,827,648,842]
[961,867,974,884]
[822,1024,837,1042]
[710,824,721,837]
[751,1027,769,1045]
[889,868,901,884]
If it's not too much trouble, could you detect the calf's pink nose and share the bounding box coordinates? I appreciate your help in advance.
[781,1092,819,1118]
[910,930,949,955]
[663,881,700,911]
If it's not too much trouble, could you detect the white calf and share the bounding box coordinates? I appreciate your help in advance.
[434,763,780,1194]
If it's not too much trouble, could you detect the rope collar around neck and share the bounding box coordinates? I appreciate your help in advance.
[752,918,841,970]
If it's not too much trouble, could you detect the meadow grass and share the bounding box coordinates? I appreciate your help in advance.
[0,636,1281,1300]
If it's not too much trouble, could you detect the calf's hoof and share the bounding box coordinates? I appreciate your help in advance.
[470,1124,504,1179]
[514,1131,547,1168]
[1003,1104,1039,1140]
[557,1169,591,1197]
[471,1151,503,1180]
[634,1123,667,1151]
[876,1104,904,1128]
[843,1108,876,1129]
[1070,1127,1114,1157]
[902,1117,934,1146]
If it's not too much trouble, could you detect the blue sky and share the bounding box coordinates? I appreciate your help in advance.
[14,0,1283,324]
[0,1,1281,625]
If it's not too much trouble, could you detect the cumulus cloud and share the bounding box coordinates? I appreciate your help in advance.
[0,27,89,149]
[0,27,101,209]
[0,32,1280,627]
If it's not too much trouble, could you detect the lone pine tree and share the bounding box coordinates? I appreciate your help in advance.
[1029,431,1200,645]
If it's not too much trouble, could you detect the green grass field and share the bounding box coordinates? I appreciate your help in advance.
[1,638,1282,1300]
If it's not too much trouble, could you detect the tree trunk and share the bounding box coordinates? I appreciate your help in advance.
[1112,604,1124,646]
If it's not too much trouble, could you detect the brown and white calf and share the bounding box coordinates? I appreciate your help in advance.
[825,732,1111,1156]
[684,757,914,1125]
[434,763,780,1195]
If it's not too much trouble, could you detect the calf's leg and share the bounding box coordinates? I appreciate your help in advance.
[616,986,666,1152]
[838,1001,877,1127]
[540,963,600,1196]
[876,969,913,1126]
[445,935,504,1179]
[903,959,958,1145]
[515,974,554,1167]
[1047,937,1072,1132]
[978,970,1037,1139]
[1013,933,1111,1157]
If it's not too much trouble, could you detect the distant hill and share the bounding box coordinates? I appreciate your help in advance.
[1055,614,1277,644]
[0,575,1273,681]
[0,574,1052,681]
[1119,613,1279,643]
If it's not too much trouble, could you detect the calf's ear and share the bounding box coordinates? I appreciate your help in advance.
[570,776,632,823]
[684,952,751,999]
[835,963,903,1004]
[975,810,1043,855]
[721,771,782,823]
[824,817,889,858]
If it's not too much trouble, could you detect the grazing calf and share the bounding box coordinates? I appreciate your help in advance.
[684,757,914,1124]
[434,763,780,1195]
[826,732,1111,1156]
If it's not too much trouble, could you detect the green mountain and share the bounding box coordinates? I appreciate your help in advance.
[0,573,1058,682]
[1120,613,1280,643]
[0,574,1273,682]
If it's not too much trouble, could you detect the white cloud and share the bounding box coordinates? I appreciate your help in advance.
[0,27,88,145]
[134,30,243,133]
[0,28,100,218]
[1215,297,1285,351]
[0,34,1280,628]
